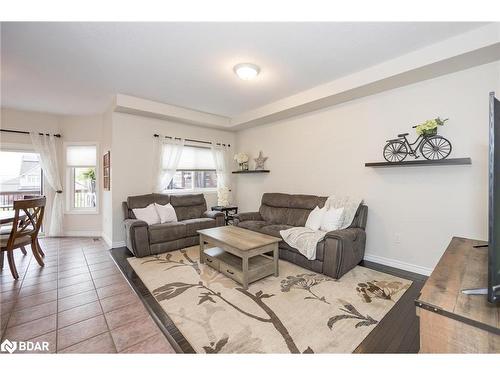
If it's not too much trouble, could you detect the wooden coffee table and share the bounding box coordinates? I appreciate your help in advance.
[197,226,281,289]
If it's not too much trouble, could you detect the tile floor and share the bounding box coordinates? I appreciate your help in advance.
[0,237,176,354]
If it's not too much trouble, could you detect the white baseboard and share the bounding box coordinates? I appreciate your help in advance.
[112,241,126,248]
[98,233,124,249]
[363,253,433,276]
[101,233,112,248]
[63,230,102,237]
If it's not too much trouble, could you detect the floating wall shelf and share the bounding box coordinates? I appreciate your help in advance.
[232,170,270,174]
[365,157,472,168]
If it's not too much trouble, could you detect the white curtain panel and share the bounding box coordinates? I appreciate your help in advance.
[153,136,185,192]
[29,132,64,237]
[211,143,231,189]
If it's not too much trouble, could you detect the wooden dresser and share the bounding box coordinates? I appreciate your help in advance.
[416,237,500,353]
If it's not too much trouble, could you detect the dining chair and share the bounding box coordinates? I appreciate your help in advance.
[0,197,46,279]
[0,195,43,257]
[0,217,27,256]
[22,195,45,256]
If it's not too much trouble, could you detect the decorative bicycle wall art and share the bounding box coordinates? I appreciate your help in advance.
[383,117,452,163]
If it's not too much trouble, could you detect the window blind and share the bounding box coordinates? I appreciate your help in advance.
[166,145,215,170]
[66,145,97,167]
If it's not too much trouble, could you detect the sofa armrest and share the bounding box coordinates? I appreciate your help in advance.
[123,219,151,258]
[325,227,363,241]
[203,210,224,219]
[203,210,225,227]
[322,228,366,279]
[233,212,262,226]
[122,201,129,219]
[124,218,148,229]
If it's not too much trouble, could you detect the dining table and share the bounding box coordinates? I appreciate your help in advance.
[0,210,26,225]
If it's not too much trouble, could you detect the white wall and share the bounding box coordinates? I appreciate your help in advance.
[101,108,113,246]
[3,61,498,270]
[0,108,104,236]
[59,114,104,236]
[235,62,500,274]
[0,107,236,246]
[109,112,236,245]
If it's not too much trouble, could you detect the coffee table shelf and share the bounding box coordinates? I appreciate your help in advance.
[204,247,274,286]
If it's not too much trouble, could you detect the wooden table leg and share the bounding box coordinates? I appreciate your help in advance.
[199,235,205,264]
[273,244,279,277]
[242,256,249,290]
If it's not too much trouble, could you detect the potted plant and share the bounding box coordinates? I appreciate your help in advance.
[234,152,249,170]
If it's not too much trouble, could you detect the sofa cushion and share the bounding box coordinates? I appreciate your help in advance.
[287,208,320,227]
[132,203,160,225]
[148,222,187,243]
[153,193,171,206]
[238,220,268,232]
[261,193,327,209]
[259,193,329,227]
[170,194,207,221]
[182,218,216,236]
[305,206,326,230]
[280,239,326,262]
[128,194,155,209]
[174,206,206,221]
[170,193,205,206]
[258,224,294,238]
[261,193,291,208]
[155,203,177,223]
[259,205,290,225]
[320,207,344,232]
[289,194,327,209]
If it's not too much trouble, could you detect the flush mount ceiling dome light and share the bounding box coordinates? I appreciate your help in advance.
[233,63,260,80]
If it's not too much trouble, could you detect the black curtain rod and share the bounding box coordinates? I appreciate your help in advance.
[0,129,62,138]
[153,134,230,147]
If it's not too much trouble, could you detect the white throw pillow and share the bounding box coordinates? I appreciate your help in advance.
[132,204,160,225]
[305,206,326,231]
[155,203,178,224]
[320,207,345,232]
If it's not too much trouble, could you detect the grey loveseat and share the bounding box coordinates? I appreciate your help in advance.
[234,193,368,279]
[122,193,224,257]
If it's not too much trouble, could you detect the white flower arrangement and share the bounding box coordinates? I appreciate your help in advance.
[217,187,230,207]
[233,152,249,164]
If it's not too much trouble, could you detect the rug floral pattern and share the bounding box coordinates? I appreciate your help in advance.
[128,246,411,353]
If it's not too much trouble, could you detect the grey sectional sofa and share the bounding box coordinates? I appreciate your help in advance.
[234,193,367,279]
[122,193,224,257]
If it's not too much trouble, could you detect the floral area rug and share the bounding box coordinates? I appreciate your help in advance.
[128,246,411,353]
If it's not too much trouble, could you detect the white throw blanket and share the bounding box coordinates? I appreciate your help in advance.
[280,227,328,260]
[280,196,363,260]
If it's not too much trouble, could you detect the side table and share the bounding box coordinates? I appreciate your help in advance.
[211,205,238,226]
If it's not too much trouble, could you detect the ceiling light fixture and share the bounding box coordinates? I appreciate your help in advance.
[233,63,260,80]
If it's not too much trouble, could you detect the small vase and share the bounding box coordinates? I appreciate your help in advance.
[239,162,249,171]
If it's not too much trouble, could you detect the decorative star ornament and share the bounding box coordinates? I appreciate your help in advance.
[254,151,268,170]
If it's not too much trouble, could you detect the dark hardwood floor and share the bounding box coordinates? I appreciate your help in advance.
[355,260,427,353]
[110,247,194,353]
[110,247,427,354]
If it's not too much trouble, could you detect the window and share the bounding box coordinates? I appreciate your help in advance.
[66,144,98,213]
[0,150,43,209]
[164,145,217,192]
